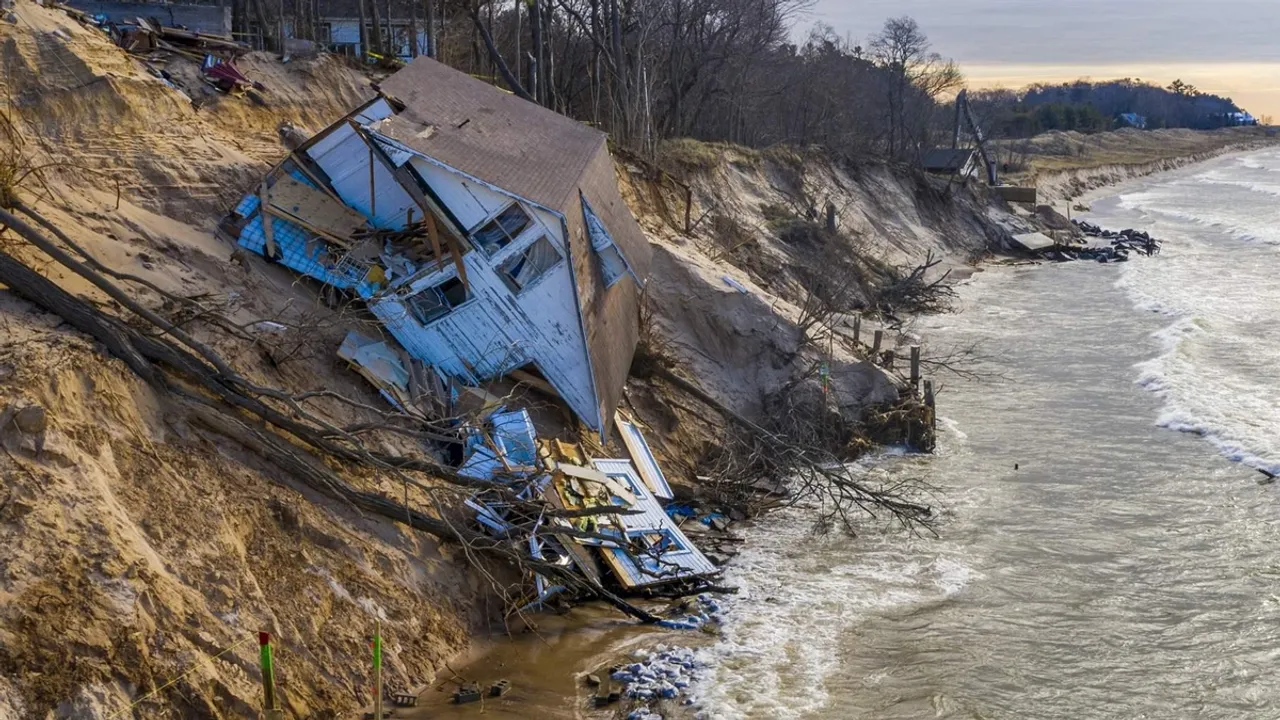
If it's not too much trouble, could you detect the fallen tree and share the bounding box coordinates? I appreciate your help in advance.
[0,198,667,623]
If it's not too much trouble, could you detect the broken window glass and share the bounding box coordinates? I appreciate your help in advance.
[582,195,633,288]
[497,236,561,294]
[406,276,468,325]
[471,203,532,256]
[633,529,687,558]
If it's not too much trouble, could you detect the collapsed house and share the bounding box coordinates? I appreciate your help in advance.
[223,57,715,602]
[222,56,651,440]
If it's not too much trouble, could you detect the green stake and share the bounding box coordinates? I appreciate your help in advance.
[258,632,278,712]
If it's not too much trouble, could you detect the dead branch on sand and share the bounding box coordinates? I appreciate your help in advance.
[0,198,665,623]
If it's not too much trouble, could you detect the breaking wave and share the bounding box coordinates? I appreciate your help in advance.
[692,449,976,719]
[1102,151,1280,477]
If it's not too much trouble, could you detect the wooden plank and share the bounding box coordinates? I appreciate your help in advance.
[449,235,470,289]
[287,152,342,202]
[267,177,367,241]
[265,207,352,247]
[508,368,559,398]
[368,145,377,218]
[615,415,673,499]
[424,212,445,272]
[258,183,276,259]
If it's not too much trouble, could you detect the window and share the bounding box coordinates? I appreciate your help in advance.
[634,530,686,555]
[582,195,637,288]
[471,204,532,256]
[607,472,646,500]
[406,276,468,325]
[497,236,561,293]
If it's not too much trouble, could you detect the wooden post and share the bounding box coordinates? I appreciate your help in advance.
[373,620,383,720]
[910,345,921,392]
[684,185,693,234]
[923,379,936,430]
[872,329,883,356]
[884,350,895,369]
[852,316,861,344]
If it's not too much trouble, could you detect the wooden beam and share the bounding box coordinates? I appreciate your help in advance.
[508,368,559,399]
[287,151,342,202]
[344,120,473,289]
[258,182,276,259]
[424,212,445,272]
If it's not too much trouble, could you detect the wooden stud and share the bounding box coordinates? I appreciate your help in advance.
[884,350,895,370]
[368,145,377,219]
[852,315,861,344]
[910,345,921,391]
[872,329,883,356]
[258,183,277,260]
[424,213,445,271]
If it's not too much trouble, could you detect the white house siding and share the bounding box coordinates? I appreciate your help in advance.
[590,459,717,586]
[369,248,599,429]
[323,19,429,60]
[408,157,510,231]
[305,124,417,229]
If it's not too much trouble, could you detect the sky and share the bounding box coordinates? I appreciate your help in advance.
[806,0,1280,119]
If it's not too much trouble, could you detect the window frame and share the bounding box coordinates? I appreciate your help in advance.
[628,529,692,562]
[404,274,470,326]
[495,234,562,295]
[469,202,534,258]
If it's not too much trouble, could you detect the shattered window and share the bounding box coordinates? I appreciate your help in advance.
[497,236,561,294]
[633,530,687,556]
[406,276,468,325]
[582,195,633,288]
[471,203,532,256]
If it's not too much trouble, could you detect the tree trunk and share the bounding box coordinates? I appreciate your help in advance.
[368,0,384,56]
[358,0,368,58]
[424,0,435,57]
[530,0,543,104]
[467,4,535,101]
[408,0,418,57]
[386,0,395,58]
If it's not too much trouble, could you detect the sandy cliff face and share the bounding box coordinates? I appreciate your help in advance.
[614,142,1008,421]
[1,7,481,718]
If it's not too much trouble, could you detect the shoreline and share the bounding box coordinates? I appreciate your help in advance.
[418,142,1271,719]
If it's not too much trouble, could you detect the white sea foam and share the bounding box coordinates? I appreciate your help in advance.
[1106,156,1280,477]
[692,452,976,719]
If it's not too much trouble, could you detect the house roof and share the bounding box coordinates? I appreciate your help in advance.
[377,58,608,213]
[375,57,653,437]
[922,148,976,172]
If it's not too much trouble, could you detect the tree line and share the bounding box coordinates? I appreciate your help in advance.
[222,0,1258,159]
[969,78,1255,138]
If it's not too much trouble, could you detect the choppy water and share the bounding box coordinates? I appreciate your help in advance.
[696,149,1280,719]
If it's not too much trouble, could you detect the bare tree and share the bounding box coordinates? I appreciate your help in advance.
[869,16,962,160]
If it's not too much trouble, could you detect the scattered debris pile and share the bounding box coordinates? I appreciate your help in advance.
[53,3,263,96]
[612,642,707,703]
[458,409,721,611]
[1036,219,1162,263]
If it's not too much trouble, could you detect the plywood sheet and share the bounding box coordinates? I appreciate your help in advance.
[268,176,368,240]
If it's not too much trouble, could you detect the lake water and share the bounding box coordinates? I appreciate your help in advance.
[694,149,1280,719]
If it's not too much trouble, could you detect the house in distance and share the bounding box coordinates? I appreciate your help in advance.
[222,57,652,438]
